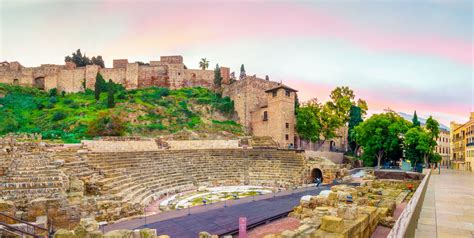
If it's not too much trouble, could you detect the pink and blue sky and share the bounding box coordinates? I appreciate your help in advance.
[1,0,472,125]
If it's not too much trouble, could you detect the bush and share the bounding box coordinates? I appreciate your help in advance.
[49,88,58,97]
[52,111,67,121]
[49,97,58,104]
[87,112,125,136]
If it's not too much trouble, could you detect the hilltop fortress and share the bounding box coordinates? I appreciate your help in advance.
[0,55,347,150]
[0,56,230,92]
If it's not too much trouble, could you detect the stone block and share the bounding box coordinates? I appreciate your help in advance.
[313,229,345,238]
[138,228,157,238]
[337,206,358,220]
[53,229,76,238]
[320,216,343,233]
[104,229,133,238]
[328,192,338,201]
[281,230,297,238]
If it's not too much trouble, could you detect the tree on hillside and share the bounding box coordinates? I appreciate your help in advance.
[348,105,363,153]
[354,112,409,168]
[239,64,246,79]
[214,64,223,88]
[107,79,115,108]
[94,73,106,100]
[65,49,105,68]
[91,56,105,68]
[412,111,421,127]
[199,58,209,70]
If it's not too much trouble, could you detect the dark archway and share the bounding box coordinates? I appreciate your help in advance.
[34,77,45,90]
[310,168,323,183]
[330,140,336,151]
[13,79,19,85]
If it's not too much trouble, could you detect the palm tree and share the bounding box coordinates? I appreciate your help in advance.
[199,58,209,70]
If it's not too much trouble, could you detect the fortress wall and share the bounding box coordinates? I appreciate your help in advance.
[137,65,169,88]
[100,68,127,85]
[85,65,100,90]
[57,69,86,92]
[125,63,139,89]
[180,69,214,88]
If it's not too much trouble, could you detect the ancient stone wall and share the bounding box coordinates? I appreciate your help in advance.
[0,55,230,93]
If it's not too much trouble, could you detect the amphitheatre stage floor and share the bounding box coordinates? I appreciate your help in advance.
[104,185,333,237]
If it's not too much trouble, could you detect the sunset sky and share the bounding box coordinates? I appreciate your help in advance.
[0,0,472,125]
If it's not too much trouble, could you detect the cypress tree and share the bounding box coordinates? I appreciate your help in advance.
[107,79,115,108]
[412,110,421,127]
[94,73,104,100]
[214,64,222,88]
[239,64,246,79]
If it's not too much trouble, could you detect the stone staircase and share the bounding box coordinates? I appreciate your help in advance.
[250,136,279,149]
[0,153,68,205]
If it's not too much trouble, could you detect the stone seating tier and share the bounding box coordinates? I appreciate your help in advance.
[83,149,304,208]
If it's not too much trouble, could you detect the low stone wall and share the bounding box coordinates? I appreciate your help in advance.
[387,169,431,238]
[166,140,241,150]
[374,170,424,180]
[305,151,344,164]
[82,140,159,152]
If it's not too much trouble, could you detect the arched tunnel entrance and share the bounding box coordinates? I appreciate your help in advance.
[310,168,323,183]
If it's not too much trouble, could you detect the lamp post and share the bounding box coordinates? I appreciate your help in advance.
[144,207,147,228]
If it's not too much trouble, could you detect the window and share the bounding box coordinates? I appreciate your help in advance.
[272,91,277,97]
[285,90,291,97]
[286,122,289,128]
[285,134,289,140]
[263,111,268,121]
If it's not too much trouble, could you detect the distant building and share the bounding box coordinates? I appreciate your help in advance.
[450,112,474,171]
[436,129,451,167]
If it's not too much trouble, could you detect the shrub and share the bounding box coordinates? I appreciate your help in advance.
[63,99,74,104]
[49,88,58,97]
[87,112,125,136]
[49,97,58,104]
[52,111,67,121]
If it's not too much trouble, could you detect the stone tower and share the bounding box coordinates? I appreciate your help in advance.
[250,85,297,148]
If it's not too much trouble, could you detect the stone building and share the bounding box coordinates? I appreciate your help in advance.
[0,56,230,93]
[450,112,474,171]
[222,76,297,148]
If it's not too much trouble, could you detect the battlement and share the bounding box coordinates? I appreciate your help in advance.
[160,55,183,64]
[113,59,129,68]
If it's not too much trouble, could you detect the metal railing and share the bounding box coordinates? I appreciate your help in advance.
[0,211,48,238]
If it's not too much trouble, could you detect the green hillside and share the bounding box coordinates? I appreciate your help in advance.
[0,83,242,143]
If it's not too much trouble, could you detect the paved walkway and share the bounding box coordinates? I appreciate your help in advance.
[104,185,331,237]
[415,169,474,238]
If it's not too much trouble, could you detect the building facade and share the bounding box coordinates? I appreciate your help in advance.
[0,56,230,93]
[450,112,474,171]
[222,76,297,148]
[435,129,451,167]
